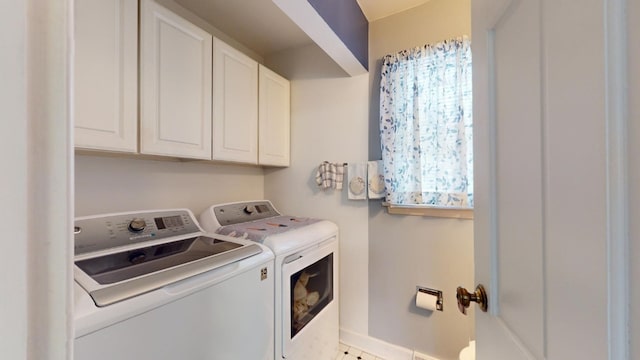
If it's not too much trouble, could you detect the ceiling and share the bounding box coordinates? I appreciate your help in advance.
[174,0,313,57]
[174,0,431,57]
[356,0,431,21]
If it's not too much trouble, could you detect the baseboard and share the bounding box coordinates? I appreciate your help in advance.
[339,328,441,360]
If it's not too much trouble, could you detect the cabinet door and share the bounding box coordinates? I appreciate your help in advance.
[258,65,290,167]
[74,0,137,153]
[213,38,258,164]
[140,0,212,160]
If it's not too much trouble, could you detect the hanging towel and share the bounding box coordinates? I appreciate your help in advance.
[315,162,344,190]
[367,160,385,199]
[333,163,344,190]
[315,162,329,189]
[347,163,367,200]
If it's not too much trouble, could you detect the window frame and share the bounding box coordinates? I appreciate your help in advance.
[382,202,473,219]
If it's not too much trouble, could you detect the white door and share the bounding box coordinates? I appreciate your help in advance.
[212,37,259,164]
[471,0,628,359]
[74,0,138,153]
[281,240,339,360]
[258,64,290,167]
[140,0,212,160]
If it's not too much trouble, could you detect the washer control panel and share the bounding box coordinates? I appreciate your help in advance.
[213,201,279,226]
[74,210,200,256]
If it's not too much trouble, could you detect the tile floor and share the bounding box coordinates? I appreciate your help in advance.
[335,342,385,360]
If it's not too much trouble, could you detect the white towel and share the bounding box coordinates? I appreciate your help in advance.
[335,164,344,190]
[315,162,344,190]
[367,160,385,199]
[347,163,367,200]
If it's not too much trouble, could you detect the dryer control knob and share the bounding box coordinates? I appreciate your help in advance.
[128,218,146,232]
[244,205,256,214]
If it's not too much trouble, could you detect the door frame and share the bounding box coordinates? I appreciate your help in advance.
[0,0,74,358]
[603,0,630,358]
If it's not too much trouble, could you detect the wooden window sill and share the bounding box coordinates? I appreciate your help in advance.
[382,202,473,219]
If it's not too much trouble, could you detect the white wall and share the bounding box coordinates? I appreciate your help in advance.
[264,45,370,336]
[2,1,29,357]
[630,0,640,357]
[265,2,474,358]
[367,1,474,359]
[75,155,264,216]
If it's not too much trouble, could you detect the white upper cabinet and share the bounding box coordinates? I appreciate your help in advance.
[140,0,212,160]
[212,38,259,164]
[211,41,290,166]
[74,0,289,166]
[74,0,138,153]
[258,65,290,167]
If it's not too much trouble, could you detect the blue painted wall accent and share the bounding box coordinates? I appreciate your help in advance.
[307,0,369,70]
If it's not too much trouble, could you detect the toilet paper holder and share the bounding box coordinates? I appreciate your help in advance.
[416,286,443,311]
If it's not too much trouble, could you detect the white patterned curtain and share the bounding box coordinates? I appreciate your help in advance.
[380,37,473,207]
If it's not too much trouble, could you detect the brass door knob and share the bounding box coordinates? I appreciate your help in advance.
[456,284,488,315]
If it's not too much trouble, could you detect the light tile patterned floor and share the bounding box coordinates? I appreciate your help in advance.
[335,342,385,360]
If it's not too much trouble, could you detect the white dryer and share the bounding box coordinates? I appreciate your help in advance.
[73,209,275,360]
[200,201,339,360]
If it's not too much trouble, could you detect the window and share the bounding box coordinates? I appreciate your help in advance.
[379,37,473,209]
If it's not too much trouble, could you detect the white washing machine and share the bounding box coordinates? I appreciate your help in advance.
[73,209,275,360]
[199,201,339,360]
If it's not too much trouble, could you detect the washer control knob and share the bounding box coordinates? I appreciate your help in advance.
[244,205,256,214]
[128,218,146,232]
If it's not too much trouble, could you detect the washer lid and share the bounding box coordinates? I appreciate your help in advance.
[77,236,244,285]
[76,237,263,307]
[216,216,322,243]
